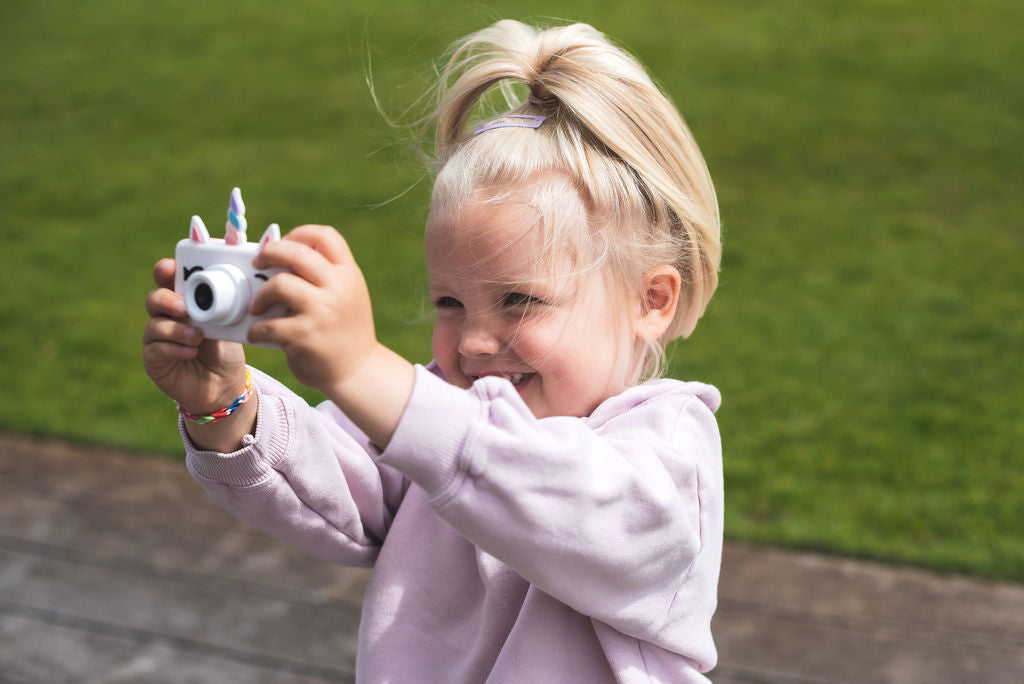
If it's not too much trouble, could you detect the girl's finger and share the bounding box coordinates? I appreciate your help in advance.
[254,238,333,287]
[249,271,314,316]
[247,311,304,347]
[153,258,176,289]
[281,225,354,265]
[143,316,202,346]
[143,339,200,362]
[146,287,187,319]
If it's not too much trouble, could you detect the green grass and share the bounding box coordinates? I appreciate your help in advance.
[2,1,1021,581]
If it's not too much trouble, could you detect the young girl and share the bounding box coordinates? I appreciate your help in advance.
[144,20,723,683]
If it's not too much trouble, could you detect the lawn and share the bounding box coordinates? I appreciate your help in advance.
[1,0,1021,581]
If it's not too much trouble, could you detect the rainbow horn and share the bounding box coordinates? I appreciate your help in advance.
[225,187,248,245]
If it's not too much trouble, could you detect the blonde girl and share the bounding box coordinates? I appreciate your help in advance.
[144,19,723,683]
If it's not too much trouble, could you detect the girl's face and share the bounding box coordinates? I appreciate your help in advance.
[425,191,635,419]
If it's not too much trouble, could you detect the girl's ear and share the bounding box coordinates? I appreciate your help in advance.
[636,265,682,342]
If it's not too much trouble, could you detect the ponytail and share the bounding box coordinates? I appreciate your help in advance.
[423,20,721,378]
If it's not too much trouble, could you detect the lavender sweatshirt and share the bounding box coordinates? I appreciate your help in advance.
[184,363,723,683]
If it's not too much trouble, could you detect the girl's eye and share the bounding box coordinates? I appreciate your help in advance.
[434,296,463,309]
[503,292,542,307]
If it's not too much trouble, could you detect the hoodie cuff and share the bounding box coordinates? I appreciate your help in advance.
[183,384,291,488]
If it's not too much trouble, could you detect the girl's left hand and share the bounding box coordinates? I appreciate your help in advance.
[248,225,377,395]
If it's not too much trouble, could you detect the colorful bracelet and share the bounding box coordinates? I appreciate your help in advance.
[177,369,255,424]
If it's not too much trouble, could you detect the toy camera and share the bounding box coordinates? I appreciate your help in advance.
[174,188,288,347]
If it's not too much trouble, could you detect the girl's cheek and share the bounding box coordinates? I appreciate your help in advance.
[514,322,564,363]
[431,325,449,362]
[432,321,467,387]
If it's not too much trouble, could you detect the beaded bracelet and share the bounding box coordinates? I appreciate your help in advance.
[177,369,255,424]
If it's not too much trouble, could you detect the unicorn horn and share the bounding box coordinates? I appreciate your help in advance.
[226,187,248,245]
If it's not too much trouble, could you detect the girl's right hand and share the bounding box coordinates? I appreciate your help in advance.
[143,258,250,428]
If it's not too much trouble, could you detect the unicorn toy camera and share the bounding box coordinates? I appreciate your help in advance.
[174,188,288,347]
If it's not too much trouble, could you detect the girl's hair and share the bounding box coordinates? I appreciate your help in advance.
[422,20,721,381]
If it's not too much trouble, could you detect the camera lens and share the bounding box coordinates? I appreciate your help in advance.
[194,283,214,311]
[184,264,250,325]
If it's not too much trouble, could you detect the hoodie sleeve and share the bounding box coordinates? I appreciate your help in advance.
[377,364,723,638]
[184,367,409,568]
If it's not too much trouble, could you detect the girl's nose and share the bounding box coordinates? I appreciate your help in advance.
[458,319,502,358]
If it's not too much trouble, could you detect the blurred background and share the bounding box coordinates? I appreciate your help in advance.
[1,0,1021,583]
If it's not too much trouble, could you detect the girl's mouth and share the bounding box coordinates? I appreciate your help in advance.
[470,372,536,388]
[507,372,532,386]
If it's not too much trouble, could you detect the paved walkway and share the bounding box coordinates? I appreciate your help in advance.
[1,433,1022,683]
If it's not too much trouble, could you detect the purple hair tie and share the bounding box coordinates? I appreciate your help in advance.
[528,92,545,106]
[473,114,547,136]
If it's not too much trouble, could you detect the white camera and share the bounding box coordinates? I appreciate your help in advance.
[174,188,287,347]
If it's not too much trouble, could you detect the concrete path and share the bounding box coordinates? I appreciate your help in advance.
[1,434,1021,683]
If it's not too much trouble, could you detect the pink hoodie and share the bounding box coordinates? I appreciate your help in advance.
[184,363,723,682]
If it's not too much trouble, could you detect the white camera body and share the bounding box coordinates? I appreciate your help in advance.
[174,194,287,347]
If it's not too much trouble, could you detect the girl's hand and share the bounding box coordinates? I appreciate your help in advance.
[248,225,377,394]
[143,258,253,451]
[249,225,414,447]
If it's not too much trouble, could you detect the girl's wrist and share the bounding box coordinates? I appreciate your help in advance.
[179,369,259,453]
[327,344,415,450]
[177,369,254,424]
[184,394,258,453]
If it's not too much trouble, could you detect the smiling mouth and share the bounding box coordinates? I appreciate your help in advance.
[470,372,535,387]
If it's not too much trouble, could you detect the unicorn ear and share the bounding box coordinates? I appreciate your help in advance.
[190,216,210,244]
[259,223,281,246]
